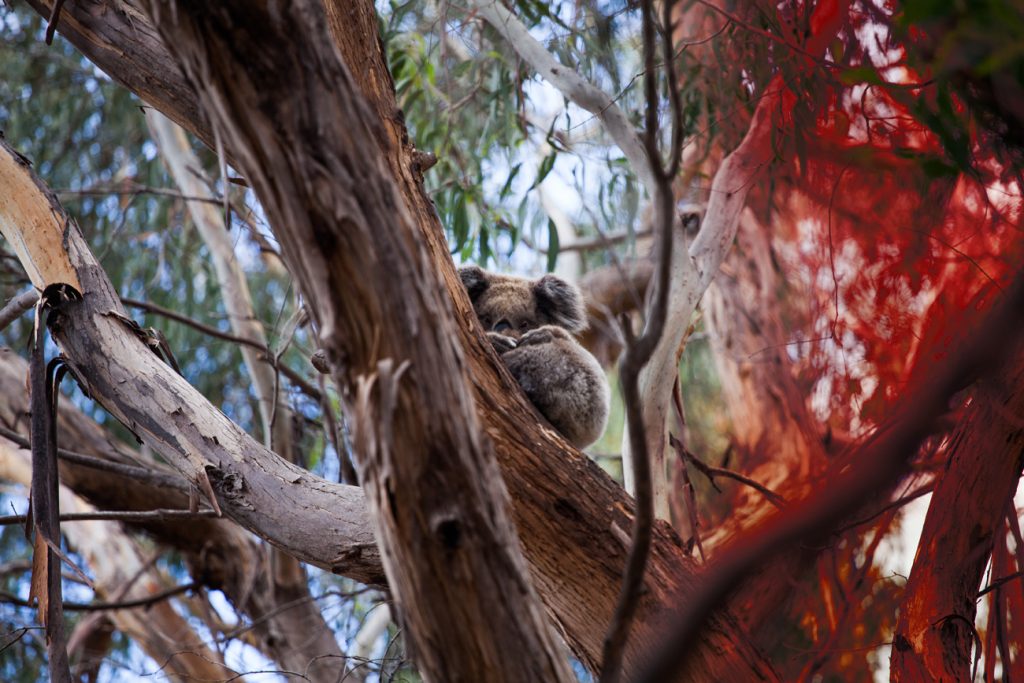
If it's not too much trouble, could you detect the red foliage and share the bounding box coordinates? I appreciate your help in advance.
[718,1,1024,429]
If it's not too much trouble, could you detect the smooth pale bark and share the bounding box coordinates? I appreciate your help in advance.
[890,354,1024,681]
[145,111,348,680]
[470,0,655,197]
[0,440,236,683]
[20,1,778,678]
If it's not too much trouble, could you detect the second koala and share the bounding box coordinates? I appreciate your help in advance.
[459,265,610,448]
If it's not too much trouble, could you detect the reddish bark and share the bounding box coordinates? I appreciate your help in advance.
[891,352,1024,682]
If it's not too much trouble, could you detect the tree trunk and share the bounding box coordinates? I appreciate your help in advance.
[17,1,778,679]
[700,210,829,640]
[890,352,1024,681]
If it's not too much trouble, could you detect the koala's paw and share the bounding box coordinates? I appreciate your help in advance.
[518,325,570,347]
[487,331,518,355]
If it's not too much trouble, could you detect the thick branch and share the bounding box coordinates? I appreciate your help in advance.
[891,351,1024,681]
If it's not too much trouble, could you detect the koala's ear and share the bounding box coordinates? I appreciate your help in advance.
[458,265,490,302]
[534,274,587,333]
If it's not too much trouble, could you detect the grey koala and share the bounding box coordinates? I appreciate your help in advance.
[459,265,610,448]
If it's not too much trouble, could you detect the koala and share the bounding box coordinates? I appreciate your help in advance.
[459,265,610,449]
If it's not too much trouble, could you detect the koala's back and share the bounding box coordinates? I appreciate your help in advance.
[503,334,610,448]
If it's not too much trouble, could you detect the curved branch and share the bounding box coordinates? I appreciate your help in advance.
[471,0,656,197]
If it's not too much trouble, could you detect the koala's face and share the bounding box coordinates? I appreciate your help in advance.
[459,265,587,339]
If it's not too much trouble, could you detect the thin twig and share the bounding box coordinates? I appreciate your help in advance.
[57,183,224,205]
[670,434,786,508]
[122,297,322,402]
[121,297,268,354]
[670,378,704,560]
[0,509,219,526]
[0,582,196,611]
[526,227,654,254]
[599,2,679,682]
[978,570,1024,598]
[0,425,190,494]
[832,482,933,534]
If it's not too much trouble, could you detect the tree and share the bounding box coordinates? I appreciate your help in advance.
[1,1,1023,682]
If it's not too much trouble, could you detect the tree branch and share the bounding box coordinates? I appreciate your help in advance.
[471,0,656,197]
[0,509,219,526]
[0,583,197,612]
[0,290,38,332]
[0,137,384,585]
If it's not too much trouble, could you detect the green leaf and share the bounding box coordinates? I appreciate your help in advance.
[546,218,559,273]
[533,152,557,188]
[838,66,883,86]
[499,163,521,200]
[452,192,469,252]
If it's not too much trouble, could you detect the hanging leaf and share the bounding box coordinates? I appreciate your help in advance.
[546,218,559,273]
[499,163,521,200]
[533,152,557,188]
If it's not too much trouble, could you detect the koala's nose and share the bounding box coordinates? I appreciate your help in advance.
[493,319,513,333]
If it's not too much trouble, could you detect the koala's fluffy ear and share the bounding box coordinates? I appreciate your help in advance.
[534,274,587,333]
[458,265,490,302]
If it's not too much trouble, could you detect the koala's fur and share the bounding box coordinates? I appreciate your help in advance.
[459,265,610,448]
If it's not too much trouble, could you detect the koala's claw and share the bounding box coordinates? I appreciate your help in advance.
[487,332,518,354]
